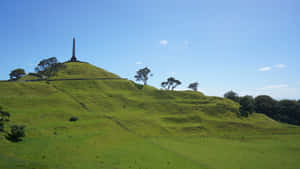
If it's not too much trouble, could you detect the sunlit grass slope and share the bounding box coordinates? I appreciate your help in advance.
[20,62,119,80]
[51,62,120,79]
[0,62,299,169]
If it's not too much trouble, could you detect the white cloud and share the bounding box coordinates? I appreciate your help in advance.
[274,64,287,68]
[258,66,272,71]
[261,84,288,90]
[160,40,168,45]
[136,61,142,65]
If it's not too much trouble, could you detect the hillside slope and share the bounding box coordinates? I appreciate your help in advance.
[0,62,299,169]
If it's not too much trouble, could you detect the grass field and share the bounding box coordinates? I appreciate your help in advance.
[0,62,299,169]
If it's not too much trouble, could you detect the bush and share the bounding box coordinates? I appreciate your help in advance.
[6,125,26,142]
[69,116,78,122]
[0,122,3,132]
[0,110,10,122]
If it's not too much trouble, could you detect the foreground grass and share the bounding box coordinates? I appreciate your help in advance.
[0,62,300,169]
[1,132,300,169]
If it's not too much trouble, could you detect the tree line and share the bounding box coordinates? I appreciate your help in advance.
[224,91,300,125]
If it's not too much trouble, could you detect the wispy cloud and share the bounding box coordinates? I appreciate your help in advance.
[258,66,272,72]
[274,64,287,68]
[261,84,288,90]
[258,64,287,72]
[160,40,168,45]
[136,61,142,65]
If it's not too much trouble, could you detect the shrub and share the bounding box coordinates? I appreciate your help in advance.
[0,122,3,132]
[0,110,10,122]
[6,125,26,142]
[69,116,78,122]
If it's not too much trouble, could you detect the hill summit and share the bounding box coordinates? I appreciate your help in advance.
[22,62,120,81]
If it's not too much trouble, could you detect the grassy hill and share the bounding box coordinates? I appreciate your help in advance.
[0,62,300,169]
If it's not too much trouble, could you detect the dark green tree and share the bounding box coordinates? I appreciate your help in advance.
[134,67,152,85]
[9,68,26,80]
[276,100,300,124]
[188,82,199,91]
[35,57,64,78]
[161,77,181,90]
[224,91,239,102]
[239,95,255,117]
[35,57,58,72]
[254,95,277,117]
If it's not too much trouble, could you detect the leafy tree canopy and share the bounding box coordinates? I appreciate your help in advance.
[254,95,277,117]
[161,77,181,90]
[35,57,58,72]
[224,90,239,102]
[9,68,26,80]
[34,57,64,78]
[188,82,199,91]
[239,95,255,117]
[134,67,151,85]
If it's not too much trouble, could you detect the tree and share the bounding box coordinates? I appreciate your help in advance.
[6,125,26,142]
[239,95,255,117]
[161,81,168,89]
[34,57,64,78]
[254,95,277,118]
[134,67,151,85]
[224,91,239,102]
[9,68,26,80]
[276,100,299,124]
[188,82,199,91]
[35,57,58,72]
[161,77,181,90]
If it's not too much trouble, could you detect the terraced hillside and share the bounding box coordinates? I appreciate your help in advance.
[0,62,299,169]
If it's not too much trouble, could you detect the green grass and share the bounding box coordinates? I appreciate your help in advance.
[0,62,300,169]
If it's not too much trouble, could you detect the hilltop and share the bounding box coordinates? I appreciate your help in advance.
[0,62,299,169]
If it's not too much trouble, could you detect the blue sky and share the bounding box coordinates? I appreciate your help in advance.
[0,0,299,99]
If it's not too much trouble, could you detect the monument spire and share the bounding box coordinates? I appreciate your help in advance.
[70,37,77,62]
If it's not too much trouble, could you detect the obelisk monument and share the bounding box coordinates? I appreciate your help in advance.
[70,37,77,62]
